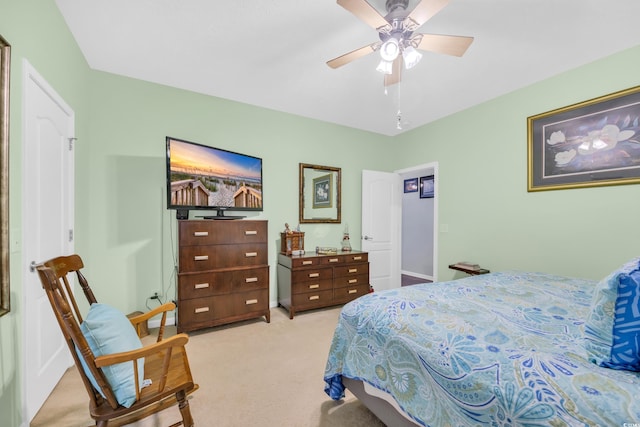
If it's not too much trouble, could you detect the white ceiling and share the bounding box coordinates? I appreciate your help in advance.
[55,0,640,136]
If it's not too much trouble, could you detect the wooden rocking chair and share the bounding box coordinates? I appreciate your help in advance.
[35,254,197,427]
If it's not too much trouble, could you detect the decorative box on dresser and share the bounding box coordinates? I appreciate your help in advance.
[177,220,270,333]
[277,250,369,319]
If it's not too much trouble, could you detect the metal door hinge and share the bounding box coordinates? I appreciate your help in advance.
[68,229,74,242]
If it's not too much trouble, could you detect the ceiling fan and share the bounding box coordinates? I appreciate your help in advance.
[327,0,473,86]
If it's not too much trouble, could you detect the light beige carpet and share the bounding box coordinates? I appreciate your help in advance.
[30,306,386,427]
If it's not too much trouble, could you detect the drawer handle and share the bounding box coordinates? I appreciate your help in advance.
[245,277,258,283]
[194,283,210,289]
[308,273,320,278]
[193,231,209,237]
[245,230,257,235]
[348,289,357,294]
[245,299,258,305]
[329,258,339,263]
[309,284,319,289]
[309,295,320,301]
[349,268,358,273]
[194,255,209,261]
[194,307,210,314]
[353,256,362,260]
[245,252,258,257]
[302,260,313,265]
[348,279,358,284]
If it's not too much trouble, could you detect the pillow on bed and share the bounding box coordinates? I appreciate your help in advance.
[584,257,640,371]
[79,303,145,407]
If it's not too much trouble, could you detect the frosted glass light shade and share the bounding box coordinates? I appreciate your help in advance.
[402,46,422,69]
[376,60,393,74]
[379,38,400,61]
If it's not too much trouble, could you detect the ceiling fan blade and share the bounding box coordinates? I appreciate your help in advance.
[337,0,392,33]
[415,33,473,57]
[405,0,450,30]
[384,57,403,86]
[327,42,380,69]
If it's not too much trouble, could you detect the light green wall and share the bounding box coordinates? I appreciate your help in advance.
[83,71,391,312]
[1,1,639,425]
[394,45,640,280]
[1,0,91,425]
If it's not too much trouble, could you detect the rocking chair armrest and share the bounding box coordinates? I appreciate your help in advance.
[94,333,189,368]
[128,302,176,326]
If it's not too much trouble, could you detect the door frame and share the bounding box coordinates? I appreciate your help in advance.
[395,161,438,282]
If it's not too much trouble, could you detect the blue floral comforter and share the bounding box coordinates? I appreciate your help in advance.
[324,271,640,426]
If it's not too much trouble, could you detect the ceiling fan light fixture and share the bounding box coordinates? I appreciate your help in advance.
[402,46,422,69]
[379,37,400,61]
[376,59,394,74]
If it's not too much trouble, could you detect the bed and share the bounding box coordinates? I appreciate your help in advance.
[324,260,640,426]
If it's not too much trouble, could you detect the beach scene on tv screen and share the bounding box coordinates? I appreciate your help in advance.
[169,139,262,209]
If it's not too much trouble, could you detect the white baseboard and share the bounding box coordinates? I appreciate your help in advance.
[401,270,434,282]
[148,316,176,329]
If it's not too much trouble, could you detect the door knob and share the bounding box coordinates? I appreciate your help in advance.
[363,235,373,240]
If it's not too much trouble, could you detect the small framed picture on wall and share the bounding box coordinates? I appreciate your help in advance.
[404,178,418,193]
[420,175,434,199]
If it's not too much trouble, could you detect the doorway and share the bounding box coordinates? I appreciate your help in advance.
[397,162,438,283]
[361,162,438,291]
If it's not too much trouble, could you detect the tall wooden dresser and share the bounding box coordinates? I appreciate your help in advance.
[277,250,369,319]
[177,220,270,333]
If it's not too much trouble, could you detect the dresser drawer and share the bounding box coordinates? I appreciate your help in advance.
[179,220,267,246]
[320,255,344,265]
[344,253,368,263]
[291,267,333,283]
[232,289,269,315]
[334,263,369,278]
[231,266,269,291]
[178,271,232,299]
[290,257,322,268]
[334,273,368,288]
[179,243,267,272]
[292,289,333,308]
[179,295,234,325]
[334,283,370,303]
[291,279,333,295]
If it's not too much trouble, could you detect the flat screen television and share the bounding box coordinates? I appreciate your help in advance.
[166,136,263,219]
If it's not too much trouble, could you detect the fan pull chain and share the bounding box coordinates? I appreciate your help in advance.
[396,80,403,130]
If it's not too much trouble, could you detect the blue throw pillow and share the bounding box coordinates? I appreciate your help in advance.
[604,269,640,370]
[585,257,640,371]
[79,303,145,407]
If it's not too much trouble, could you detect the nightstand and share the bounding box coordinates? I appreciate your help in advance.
[449,264,490,276]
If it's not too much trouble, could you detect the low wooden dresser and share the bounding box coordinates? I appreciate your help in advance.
[277,250,369,319]
[177,219,270,333]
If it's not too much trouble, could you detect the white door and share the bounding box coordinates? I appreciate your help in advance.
[361,170,401,291]
[22,60,75,422]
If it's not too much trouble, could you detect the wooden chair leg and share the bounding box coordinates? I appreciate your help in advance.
[177,390,194,427]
